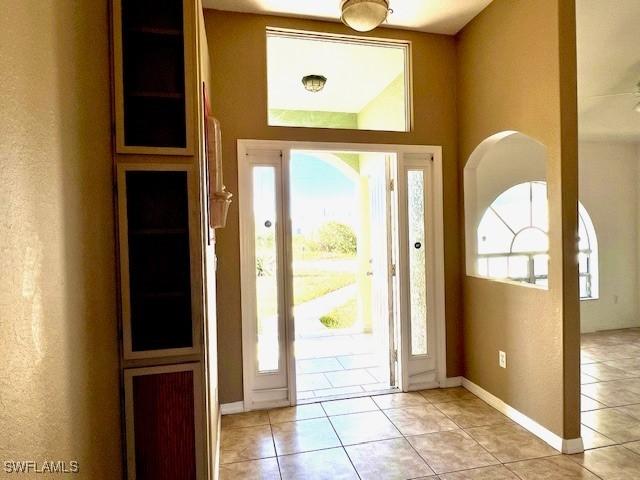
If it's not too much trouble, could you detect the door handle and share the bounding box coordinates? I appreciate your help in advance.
[366,271,373,276]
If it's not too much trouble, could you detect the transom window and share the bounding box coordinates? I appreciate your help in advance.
[477,181,598,299]
[266,28,411,132]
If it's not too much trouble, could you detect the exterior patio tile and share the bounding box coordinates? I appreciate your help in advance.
[325,368,377,388]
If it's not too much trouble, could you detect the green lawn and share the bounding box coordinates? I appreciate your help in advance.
[256,259,356,320]
[320,298,358,329]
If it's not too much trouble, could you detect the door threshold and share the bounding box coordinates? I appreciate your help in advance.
[297,386,400,405]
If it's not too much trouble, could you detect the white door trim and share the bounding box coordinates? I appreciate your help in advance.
[237,139,446,408]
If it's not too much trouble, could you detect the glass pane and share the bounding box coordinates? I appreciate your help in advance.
[490,183,531,233]
[267,31,409,132]
[531,182,549,231]
[487,256,508,278]
[534,254,549,276]
[254,166,279,372]
[508,255,528,279]
[477,208,514,254]
[578,252,589,274]
[578,214,590,251]
[408,170,427,356]
[512,228,549,253]
[579,276,589,298]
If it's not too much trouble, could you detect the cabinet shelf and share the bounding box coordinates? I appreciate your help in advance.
[140,291,188,299]
[127,91,184,99]
[116,0,189,152]
[123,169,194,355]
[128,26,182,36]
[129,227,187,235]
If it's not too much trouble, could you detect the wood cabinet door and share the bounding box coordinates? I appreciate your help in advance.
[125,364,203,480]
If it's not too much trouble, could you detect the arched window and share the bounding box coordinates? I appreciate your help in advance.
[477,181,598,299]
[578,202,599,299]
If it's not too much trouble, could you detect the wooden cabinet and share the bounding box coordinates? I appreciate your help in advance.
[125,364,203,480]
[111,1,216,478]
[113,0,195,155]
[117,164,202,360]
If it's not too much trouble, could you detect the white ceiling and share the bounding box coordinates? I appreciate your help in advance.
[203,0,493,35]
[576,0,640,142]
[267,34,405,112]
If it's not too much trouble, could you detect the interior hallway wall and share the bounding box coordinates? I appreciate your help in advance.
[457,0,580,439]
[579,141,640,333]
[0,1,122,477]
[204,9,461,404]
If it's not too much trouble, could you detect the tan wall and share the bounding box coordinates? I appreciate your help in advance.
[457,0,580,438]
[204,10,461,403]
[0,1,122,477]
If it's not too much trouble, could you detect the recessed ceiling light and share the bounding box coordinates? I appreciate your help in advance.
[302,75,327,93]
[341,0,391,32]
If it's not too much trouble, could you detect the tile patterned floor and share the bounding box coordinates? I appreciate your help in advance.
[576,327,640,479]
[296,333,392,399]
[220,328,640,479]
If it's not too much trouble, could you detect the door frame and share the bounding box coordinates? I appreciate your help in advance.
[238,139,447,410]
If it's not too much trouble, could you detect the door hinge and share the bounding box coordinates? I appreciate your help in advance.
[391,264,397,276]
[389,179,395,191]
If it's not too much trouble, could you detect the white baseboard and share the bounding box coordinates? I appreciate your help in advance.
[220,401,244,415]
[561,437,586,454]
[440,376,463,388]
[461,378,584,454]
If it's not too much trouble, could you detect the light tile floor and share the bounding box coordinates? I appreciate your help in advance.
[577,327,640,479]
[220,328,640,479]
[296,333,392,399]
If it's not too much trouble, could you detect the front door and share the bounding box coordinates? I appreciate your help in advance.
[238,142,441,410]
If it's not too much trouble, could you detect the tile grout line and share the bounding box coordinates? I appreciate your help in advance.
[320,398,363,480]
[267,422,283,480]
[378,402,440,476]
[423,393,533,471]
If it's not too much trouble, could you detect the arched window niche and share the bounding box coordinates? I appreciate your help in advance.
[464,131,549,290]
[464,131,599,299]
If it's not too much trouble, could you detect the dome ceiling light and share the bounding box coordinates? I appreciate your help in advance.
[341,0,392,32]
[302,74,327,93]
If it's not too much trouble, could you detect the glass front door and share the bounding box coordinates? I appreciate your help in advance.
[238,143,439,409]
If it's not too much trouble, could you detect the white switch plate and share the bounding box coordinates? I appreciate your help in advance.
[499,350,507,368]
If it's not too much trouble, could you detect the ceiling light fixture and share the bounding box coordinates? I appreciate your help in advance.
[302,74,327,93]
[341,0,391,32]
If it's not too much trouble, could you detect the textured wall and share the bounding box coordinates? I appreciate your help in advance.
[0,1,122,477]
[457,0,580,438]
[204,9,461,403]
